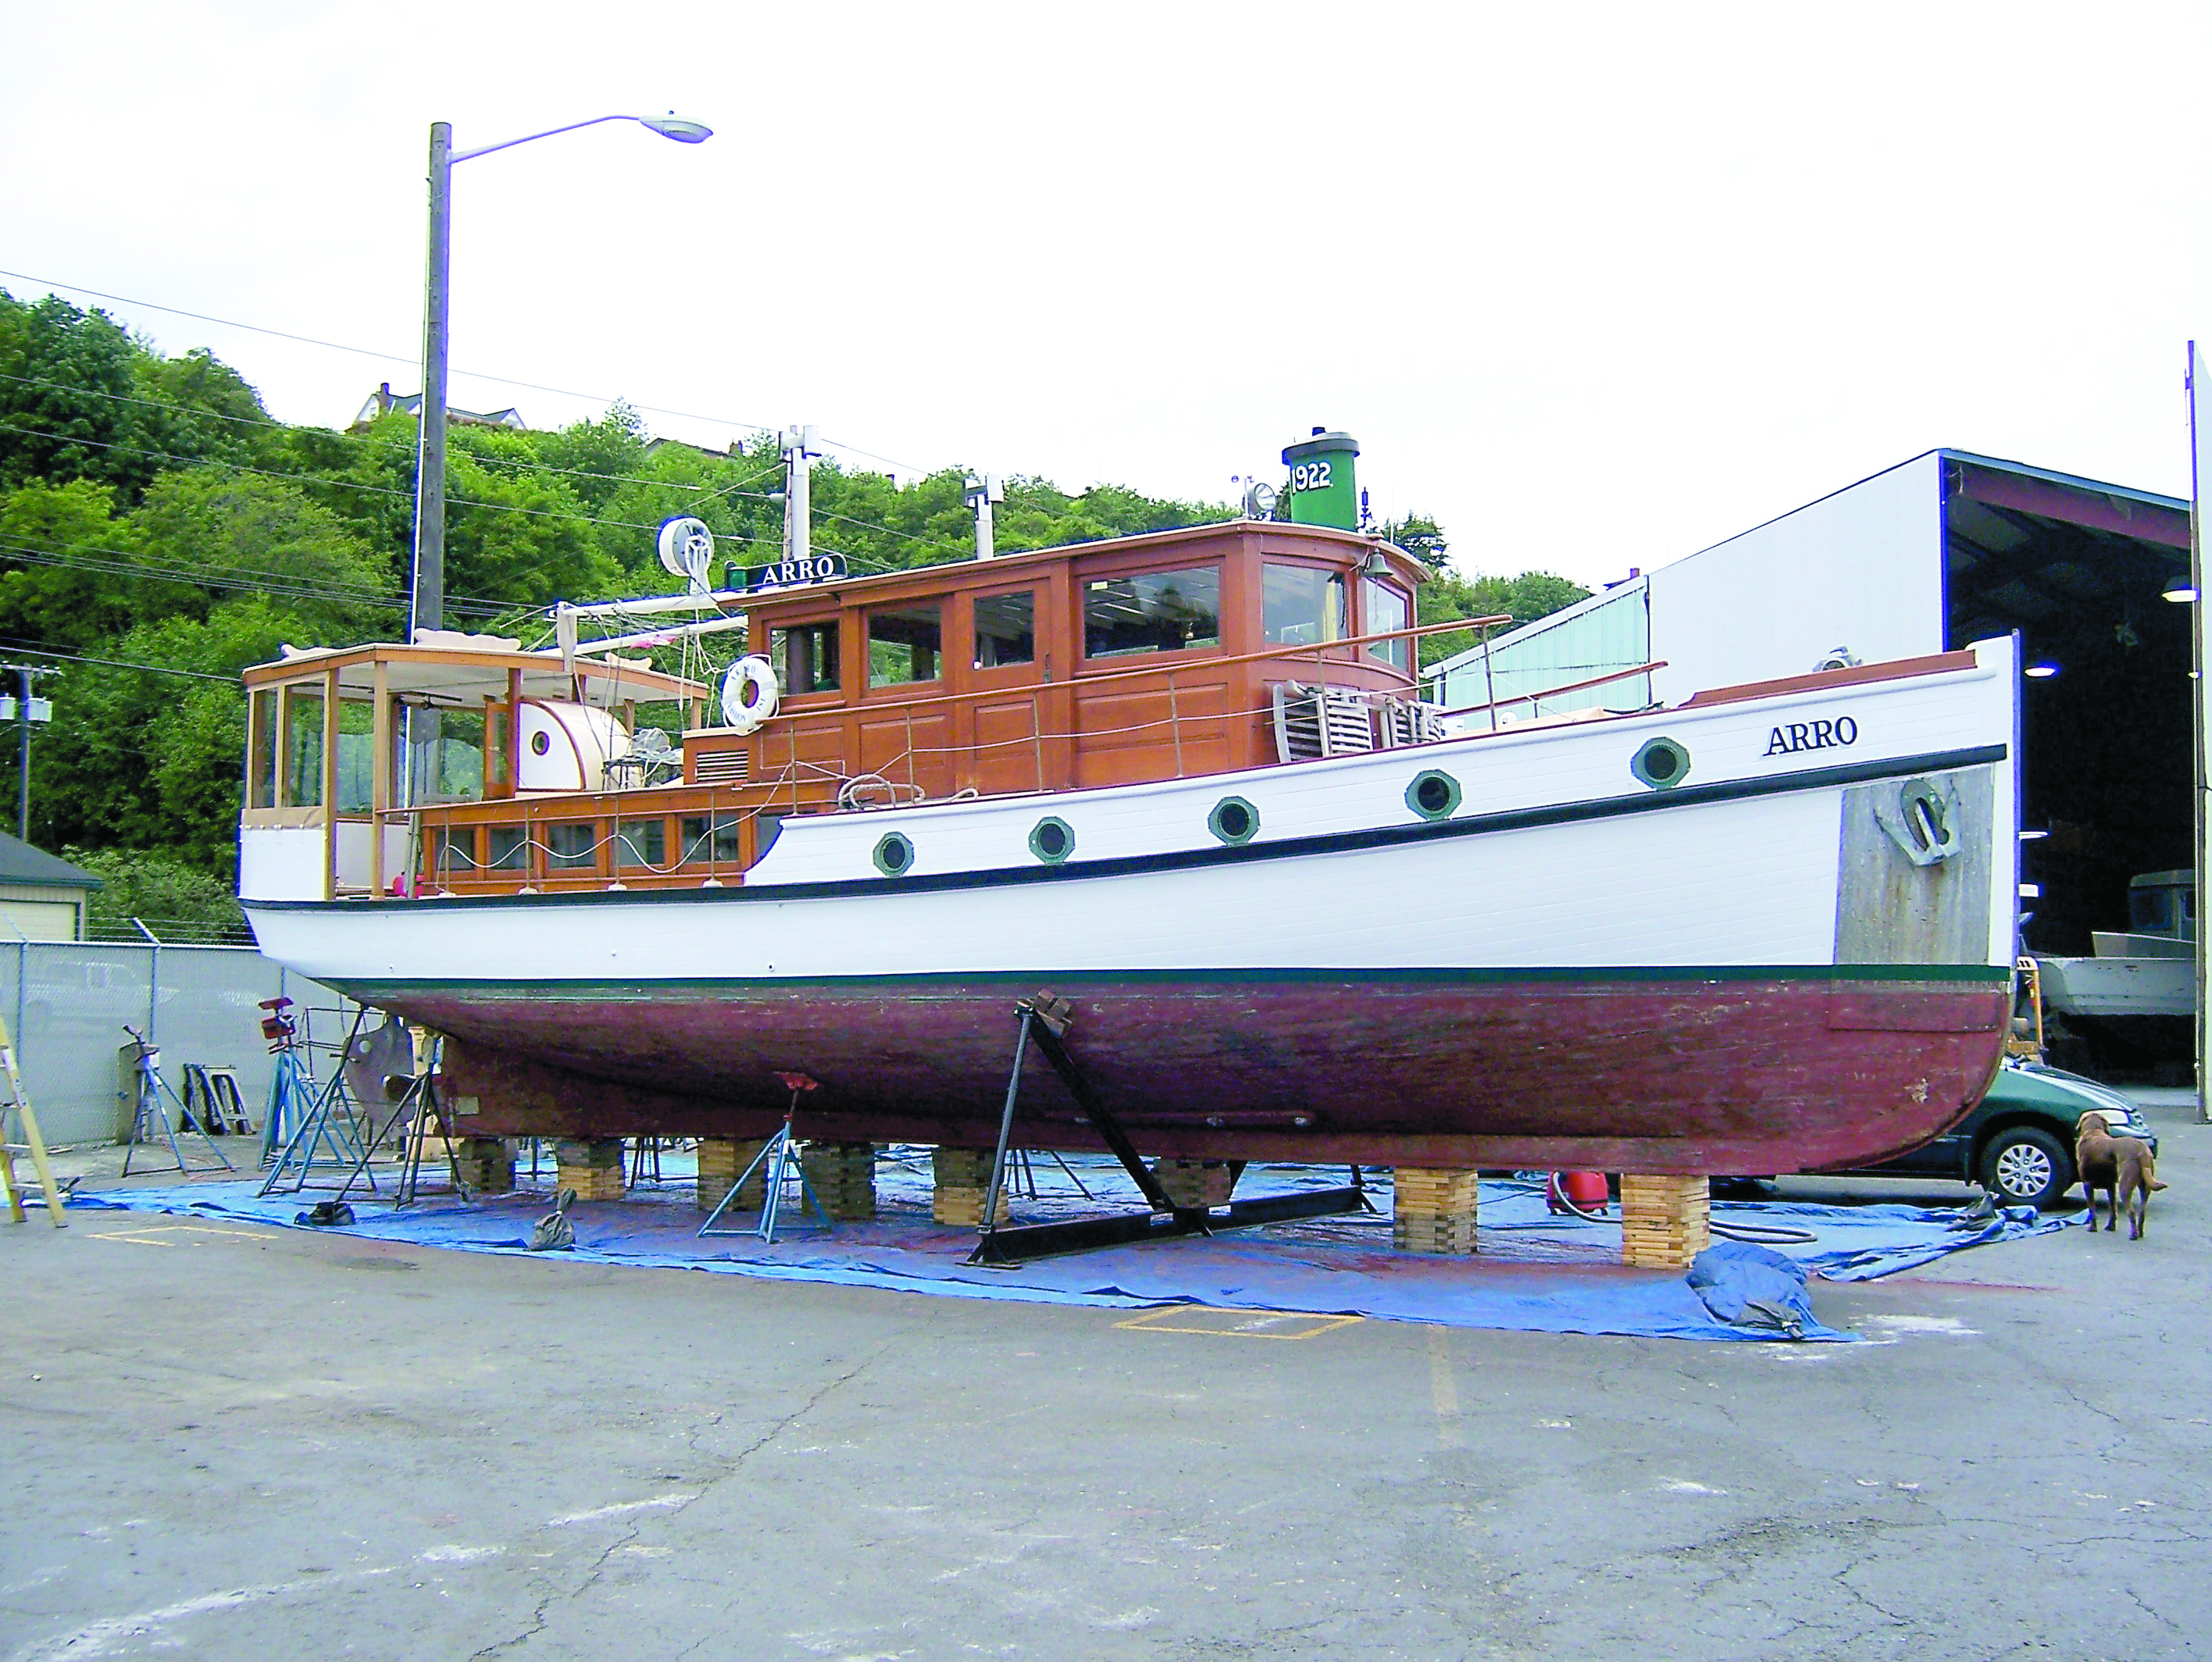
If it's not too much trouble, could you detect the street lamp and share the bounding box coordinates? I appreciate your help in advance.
[409,113,712,641]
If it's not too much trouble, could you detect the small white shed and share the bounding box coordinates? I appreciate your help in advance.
[0,834,100,941]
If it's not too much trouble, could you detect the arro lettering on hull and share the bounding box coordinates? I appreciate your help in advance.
[1764,715,1857,758]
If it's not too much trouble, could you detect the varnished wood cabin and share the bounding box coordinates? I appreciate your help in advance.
[238,520,1443,902]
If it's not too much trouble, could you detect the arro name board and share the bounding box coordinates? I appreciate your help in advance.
[1764,716,1857,757]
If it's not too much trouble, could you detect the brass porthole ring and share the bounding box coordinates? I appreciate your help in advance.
[1630,736,1691,790]
[1028,816,1075,864]
[872,832,915,876]
[1208,796,1260,846]
[1405,769,1462,822]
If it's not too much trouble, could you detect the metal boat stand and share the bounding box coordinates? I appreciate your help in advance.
[966,994,1372,1268]
[697,1077,834,1243]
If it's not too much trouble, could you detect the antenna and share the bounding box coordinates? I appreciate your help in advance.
[965,474,1005,559]
[782,425,821,569]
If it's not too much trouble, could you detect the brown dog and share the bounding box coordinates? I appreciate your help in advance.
[2076,1112,2164,1239]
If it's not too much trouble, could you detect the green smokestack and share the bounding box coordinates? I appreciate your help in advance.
[1281,428,1359,530]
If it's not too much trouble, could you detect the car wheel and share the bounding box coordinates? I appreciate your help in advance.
[1978,1125,2071,1210]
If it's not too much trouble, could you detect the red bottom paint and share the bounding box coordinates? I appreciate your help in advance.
[393,973,2009,1175]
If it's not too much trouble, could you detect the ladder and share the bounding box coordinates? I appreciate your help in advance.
[0,1010,66,1226]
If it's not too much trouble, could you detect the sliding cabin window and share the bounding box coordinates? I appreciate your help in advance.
[973,590,1036,669]
[1264,563,1347,647]
[616,818,667,869]
[487,826,527,871]
[545,822,597,872]
[431,826,476,874]
[248,689,278,809]
[680,813,744,865]
[280,687,324,808]
[1364,579,1411,671]
[868,602,943,688]
[770,622,840,696]
[1082,565,1221,659]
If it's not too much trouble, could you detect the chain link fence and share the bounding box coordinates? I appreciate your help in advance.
[2,940,356,1147]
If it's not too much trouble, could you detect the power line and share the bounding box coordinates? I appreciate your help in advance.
[0,369,715,494]
[0,531,514,618]
[0,418,696,537]
[0,268,780,438]
[0,639,235,682]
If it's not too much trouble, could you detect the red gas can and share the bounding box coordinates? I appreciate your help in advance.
[1547,1170,1610,1214]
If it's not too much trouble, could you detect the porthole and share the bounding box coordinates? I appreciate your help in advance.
[872,832,915,876]
[530,729,551,756]
[1208,795,1260,846]
[1028,816,1074,865]
[1631,736,1691,790]
[1405,769,1462,822]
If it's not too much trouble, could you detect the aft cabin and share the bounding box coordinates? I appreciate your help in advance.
[237,520,1440,903]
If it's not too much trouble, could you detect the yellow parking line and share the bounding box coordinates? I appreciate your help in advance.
[1114,1306,1364,1340]
[87,1222,273,1247]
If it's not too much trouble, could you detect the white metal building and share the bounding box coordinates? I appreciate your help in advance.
[1432,449,2194,975]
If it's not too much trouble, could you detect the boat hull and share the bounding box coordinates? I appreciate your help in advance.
[401,969,2006,1174]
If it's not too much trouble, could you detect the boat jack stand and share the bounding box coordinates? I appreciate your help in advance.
[965,994,1372,1268]
[698,1078,834,1243]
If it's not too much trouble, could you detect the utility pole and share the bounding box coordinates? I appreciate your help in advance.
[782,426,820,569]
[411,120,453,643]
[965,474,1004,559]
[0,664,56,844]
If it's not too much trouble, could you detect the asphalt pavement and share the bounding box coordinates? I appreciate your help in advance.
[2,1095,2206,1661]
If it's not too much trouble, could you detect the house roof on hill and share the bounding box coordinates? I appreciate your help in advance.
[0,833,101,890]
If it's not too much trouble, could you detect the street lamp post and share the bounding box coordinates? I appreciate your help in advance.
[409,113,711,642]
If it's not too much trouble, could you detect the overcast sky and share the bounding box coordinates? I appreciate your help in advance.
[3,2,2206,590]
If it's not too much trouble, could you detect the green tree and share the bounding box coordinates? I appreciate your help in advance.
[63,843,247,943]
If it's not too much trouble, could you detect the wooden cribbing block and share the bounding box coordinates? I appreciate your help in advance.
[800,1140,877,1222]
[1393,1167,1479,1255]
[932,1147,1011,1227]
[1151,1158,1235,1208]
[455,1136,514,1194]
[555,1137,626,1203]
[695,1138,769,1213]
[1619,1174,1710,1268]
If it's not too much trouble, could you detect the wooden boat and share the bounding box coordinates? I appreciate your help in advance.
[238,516,2019,1175]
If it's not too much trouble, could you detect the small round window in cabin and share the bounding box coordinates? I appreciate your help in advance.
[1208,796,1260,847]
[1028,816,1075,865]
[1405,769,1462,822]
[872,832,915,877]
[1631,736,1690,790]
[530,729,551,757]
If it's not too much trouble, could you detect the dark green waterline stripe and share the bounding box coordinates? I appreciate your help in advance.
[248,742,2008,915]
[328,964,2012,998]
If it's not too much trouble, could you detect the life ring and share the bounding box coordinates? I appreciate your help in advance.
[719,654,780,733]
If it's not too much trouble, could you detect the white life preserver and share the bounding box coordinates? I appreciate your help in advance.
[719,654,780,733]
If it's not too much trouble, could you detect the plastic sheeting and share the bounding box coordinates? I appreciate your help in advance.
[64,1157,2082,1344]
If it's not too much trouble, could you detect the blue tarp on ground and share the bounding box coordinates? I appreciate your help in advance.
[62,1155,2081,1343]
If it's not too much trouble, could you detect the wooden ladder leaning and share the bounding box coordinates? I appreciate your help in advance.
[0,1011,66,1227]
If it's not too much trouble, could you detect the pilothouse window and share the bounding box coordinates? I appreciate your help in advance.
[868,602,942,687]
[973,591,1036,668]
[1264,564,1346,647]
[1083,566,1220,658]
[770,622,840,695]
[1364,579,1411,671]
